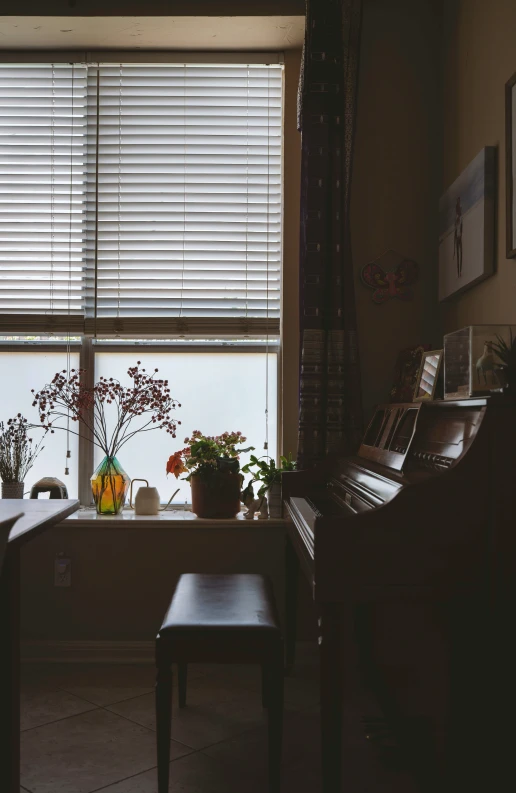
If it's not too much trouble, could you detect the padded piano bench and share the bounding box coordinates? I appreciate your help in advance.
[155,573,284,793]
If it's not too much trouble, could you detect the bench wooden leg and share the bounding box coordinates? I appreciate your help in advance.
[156,665,173,793]
[178,662,187,708]
[267,648,284,793]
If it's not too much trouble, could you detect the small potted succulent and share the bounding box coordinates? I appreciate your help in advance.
[241,452,296,518]
[0,414,46,499]
[166,431,254,519]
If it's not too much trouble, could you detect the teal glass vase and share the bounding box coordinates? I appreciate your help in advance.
[91,456,130,515]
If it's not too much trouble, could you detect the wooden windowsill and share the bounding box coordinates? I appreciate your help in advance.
[62,507,287,529]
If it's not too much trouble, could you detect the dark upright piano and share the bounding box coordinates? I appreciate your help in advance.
[283,397,516,793]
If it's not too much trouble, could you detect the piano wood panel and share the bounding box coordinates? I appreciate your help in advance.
[284,395,516,793]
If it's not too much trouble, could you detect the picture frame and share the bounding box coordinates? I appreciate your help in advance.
[413,349,443,402]
[506,71,516,257]
[438,147,496,301]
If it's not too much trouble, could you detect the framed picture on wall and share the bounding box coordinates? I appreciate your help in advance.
[438,147,496,301]
[506,71,516,257]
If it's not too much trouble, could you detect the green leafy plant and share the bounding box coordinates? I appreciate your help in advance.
[492,330,516,371]
[166,430,254,481]
[491,330,516,393]
[241,452,296,496]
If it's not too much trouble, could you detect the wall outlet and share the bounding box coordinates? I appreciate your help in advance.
[54,555,71,587]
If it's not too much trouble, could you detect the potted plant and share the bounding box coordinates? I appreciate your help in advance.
[32,363,180,514]
[166,431,253,519]
[492,331,516,396]
[0,414,46,499]
[241,452,296,518]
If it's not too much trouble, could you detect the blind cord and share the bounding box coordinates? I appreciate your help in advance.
[264,67,270,454]
[179,64,186,323]
[93,66,100,338]
[65,63,75,475]
[49,64,56,317]
[116,64,122,321]
[245,65,249,325]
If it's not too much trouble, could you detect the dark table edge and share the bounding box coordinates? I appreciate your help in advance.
[7,499,80,549]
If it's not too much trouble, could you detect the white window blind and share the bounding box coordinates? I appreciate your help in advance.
[0,64,87,319]
[0,61,283,337]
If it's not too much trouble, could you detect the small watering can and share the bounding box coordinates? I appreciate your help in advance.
[129,479,180,515]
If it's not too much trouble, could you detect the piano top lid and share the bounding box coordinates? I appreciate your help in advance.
[322,396,489,512]
[284,396,491,520]
[358,397,488,475]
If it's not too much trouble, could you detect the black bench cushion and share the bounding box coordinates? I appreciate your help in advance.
[157,574,280,637]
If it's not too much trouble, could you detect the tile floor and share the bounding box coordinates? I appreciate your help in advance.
[20,645,416,793]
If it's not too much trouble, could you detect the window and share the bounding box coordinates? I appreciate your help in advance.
[0,347,80,498]
[0,57,283,505]
[94,348,277,505]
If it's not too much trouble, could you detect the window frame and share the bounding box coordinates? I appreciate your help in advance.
[0,50,286,506]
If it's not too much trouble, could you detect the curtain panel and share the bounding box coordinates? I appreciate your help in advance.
[297,0,364,468]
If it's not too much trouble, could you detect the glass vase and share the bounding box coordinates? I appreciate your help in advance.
[91,456,130,515]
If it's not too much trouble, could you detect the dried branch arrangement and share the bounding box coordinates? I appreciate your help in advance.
[0,414,45,483]
[32,362,180,459]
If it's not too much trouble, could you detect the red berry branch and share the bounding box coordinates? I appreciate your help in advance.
[32,362,180,459]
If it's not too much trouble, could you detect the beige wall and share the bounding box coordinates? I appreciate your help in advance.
[441,0,516,333]
[352,0,442,421]
[21,523,285,642]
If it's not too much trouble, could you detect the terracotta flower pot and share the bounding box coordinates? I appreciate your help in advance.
[190,472,242,519]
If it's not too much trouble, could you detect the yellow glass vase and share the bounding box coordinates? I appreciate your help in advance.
[91,456,130,515]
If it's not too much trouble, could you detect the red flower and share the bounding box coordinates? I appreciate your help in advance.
[166,452,187,478]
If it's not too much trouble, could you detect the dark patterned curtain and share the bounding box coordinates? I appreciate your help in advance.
[296,0,364,469]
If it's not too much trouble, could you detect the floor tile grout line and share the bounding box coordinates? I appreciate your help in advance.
[85,762,161,793]
[21,698,183,747]
[20,704,100,734]
[20,690,316,739]
[85,748,207,793]
[95,701,200,754]
[53,669,211,709]
[57,685,155,709]
[20,682,267,738]
[97,698,272,756]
